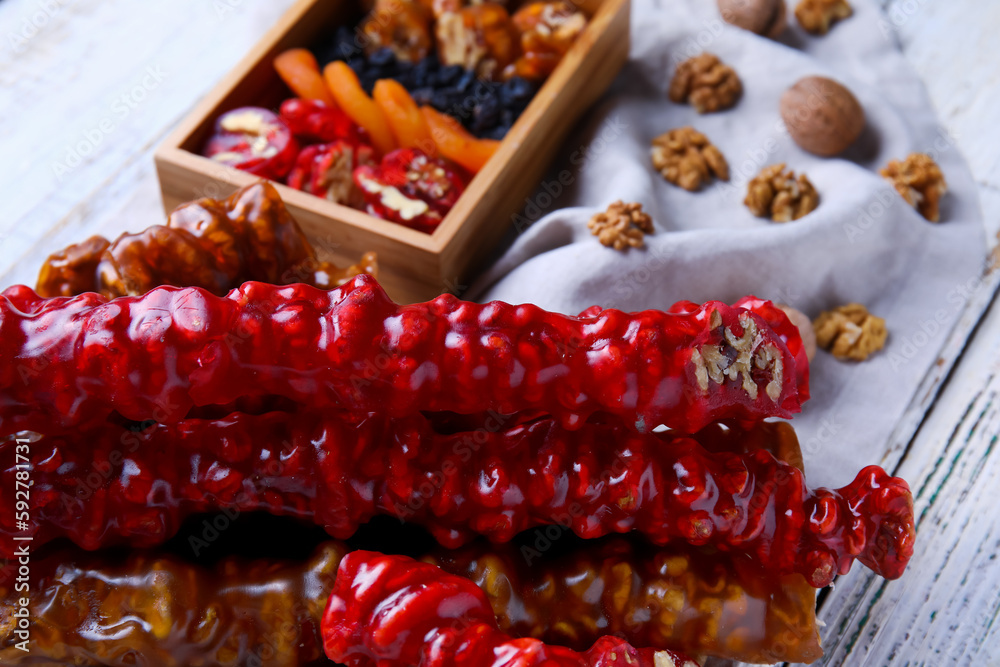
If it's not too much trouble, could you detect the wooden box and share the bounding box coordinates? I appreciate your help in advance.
[155,0,630,303]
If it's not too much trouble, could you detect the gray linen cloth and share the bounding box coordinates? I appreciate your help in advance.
[471,0,987,489]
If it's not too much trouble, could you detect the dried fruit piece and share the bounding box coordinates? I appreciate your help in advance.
[274,48,337,106]
[651,127,729,191]
[203,107,299,180]
[34,183,376,298]
[0,275,806,437]
[279,97,365,144]
[360,0,435,62]
[780,76,865,157]
[288,141,377,207]
[324,61,397,155]
[795,0,852,34]
[718,0,787,37]
[435,3,518,79]
[5,412,915,587]
[745,163,819,222]
[669,53,742,114]
[421,105,501,172]
[813,303,887,361]
[322,552,702,667]
[353,148,466,231]
[373,78,438,155]
[588,200,654,250]
[504,0,588,80]
[880,153,947,222]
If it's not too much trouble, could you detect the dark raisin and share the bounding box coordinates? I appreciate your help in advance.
[471,96,500,134]
[501,77,535,109]
[412,57,438,87]
[410,87,436,106]
[483,124,510,141]
[455,69,476,93]
[435,65,465,87]
[368,47,396,68]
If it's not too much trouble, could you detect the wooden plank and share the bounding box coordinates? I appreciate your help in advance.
[805,2,1000,664]
[814,287,1000,665]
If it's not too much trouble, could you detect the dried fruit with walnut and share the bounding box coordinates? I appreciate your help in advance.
[287,140,377,207]
[669,53,742,113]
[360,0,435,62]
[880,153,947,222]
[588,200,654,250]
[795,0,852,34]
[745,163,819,222]
[505,1,588,80]
[353,147,467,232]
[204,107,299,181]
[435,3,518,79]
[651,127,729,191]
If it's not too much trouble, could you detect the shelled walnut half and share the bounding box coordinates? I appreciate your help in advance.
[651,127,729,191]
[795,0,852,35]
[505,1,588,80]
[745,164,819,222]
[361,0,435,61]
[588,200,654,250]
[668,53,742,114]
[813,303,887,361]
[880,153,948,223]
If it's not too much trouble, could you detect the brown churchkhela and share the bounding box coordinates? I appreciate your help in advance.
[0,538,820,665]
[35,182,376,299]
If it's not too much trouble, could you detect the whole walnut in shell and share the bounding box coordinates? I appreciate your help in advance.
[718,0,787,38]
[780,76,865,157]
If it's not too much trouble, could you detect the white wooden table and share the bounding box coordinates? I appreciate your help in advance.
[1,0,998,664]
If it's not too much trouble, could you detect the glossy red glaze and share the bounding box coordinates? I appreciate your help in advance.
[1,412,914,586]
[353,148,467,232]
[279,97,366,145]
[322,551,701,667]
[0,275,805,437]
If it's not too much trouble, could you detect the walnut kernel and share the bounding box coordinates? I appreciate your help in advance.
[795,0,852,34]
[813,303,887,361]
[587,201,654,250]
[693,311,784,402]
[745,164,819,222]
[651,127,730,191]
[668,53,742,114]
[880,153,947,223]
